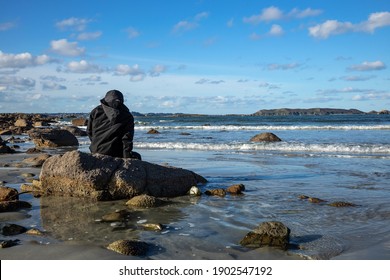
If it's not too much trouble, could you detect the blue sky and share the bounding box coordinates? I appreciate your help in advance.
[1,0,389,114]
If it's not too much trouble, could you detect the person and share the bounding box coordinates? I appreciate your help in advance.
[87,89,141,160]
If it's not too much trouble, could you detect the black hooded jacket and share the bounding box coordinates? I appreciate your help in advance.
[87,90,134,158]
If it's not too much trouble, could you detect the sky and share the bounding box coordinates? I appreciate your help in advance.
[0,0,389,114]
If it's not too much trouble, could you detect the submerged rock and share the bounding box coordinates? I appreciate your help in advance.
[0,200,32,212]
[328,201,357,207]
[107,239,149,256]
[39,150,206,200]
[240,221,290,250]
[0,223,27,236]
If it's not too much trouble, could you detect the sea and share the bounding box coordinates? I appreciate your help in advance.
[2,113,390,260]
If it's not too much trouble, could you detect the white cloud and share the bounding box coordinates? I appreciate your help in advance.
[348,61,386,71]
[269,24,284,36]
[114,64,146,81]
[244,6,322,24]
[56,17,91,31]
[150,64,167,77]
[309,11,390,39]
[172,20,198,33]
[288,8,322,19]
[0,51,54,68]
[244,6,283,24]
[65,60,105,73]
[358,12,390,32]
[50,39,85,57]
[308,20,354,39]
[77,31,102,41]
[172,11,209,33]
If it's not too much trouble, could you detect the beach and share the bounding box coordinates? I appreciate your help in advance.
[1,113,390,260]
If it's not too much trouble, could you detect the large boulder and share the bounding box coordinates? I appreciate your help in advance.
[27,128,79,147]
[38,150,207,200]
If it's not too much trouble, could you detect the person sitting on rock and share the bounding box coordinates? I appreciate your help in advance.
[87,89,141,160]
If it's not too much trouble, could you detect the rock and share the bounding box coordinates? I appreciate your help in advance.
[0,223,27,236]
[22,154,51,167]
[0,187,19,201]
[240,221,290,250]
[14,119,31,128]
[101,209,130,222]
[26,228,45,236]
[139,223,163,231]
[39,150,206,200]
[26,147,43,154]
[62,125,88,137]
[0,144,15,154]
[0,200,32,212]
[126,194,164,208]
[107,239,149,256]
[0,239,20,248]
[147,128,160,134]
[71,118,88,126]
[226,184,245,194]
[250,132,282,142]
[308,197,326,203]
[27,128,79,148]
[205,188,226,197]
[33,121,50,127]
[328,201,357,207]
[188,186,202,196]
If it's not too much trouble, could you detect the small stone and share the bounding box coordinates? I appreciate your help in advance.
[26,228,45,236]
[205,189,226,197]
[226,184,245,195]
[139,223,163,231]
[107,239,149,256]
[188,186,202,196]
[101,209,130,222]
[298,195,309,199]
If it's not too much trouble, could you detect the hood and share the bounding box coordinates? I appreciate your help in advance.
[100,90,130,123]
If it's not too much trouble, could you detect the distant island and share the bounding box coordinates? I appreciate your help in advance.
[251,108,389,116]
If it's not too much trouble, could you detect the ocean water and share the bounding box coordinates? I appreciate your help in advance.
[2,114,390,259]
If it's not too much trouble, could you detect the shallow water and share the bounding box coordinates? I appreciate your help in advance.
[1,114,390,259]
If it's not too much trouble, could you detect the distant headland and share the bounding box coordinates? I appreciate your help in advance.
[251,108,389,116]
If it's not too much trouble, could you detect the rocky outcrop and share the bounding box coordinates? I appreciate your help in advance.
[38,150,207,200]
[27,128,79,147]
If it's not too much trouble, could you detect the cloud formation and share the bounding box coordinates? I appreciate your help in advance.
[55,17,91,31]
[348,61,386,71]
[50,39,85,57]
[309,11,390,38]
[0,51,53,68]
[244,6,322,24]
